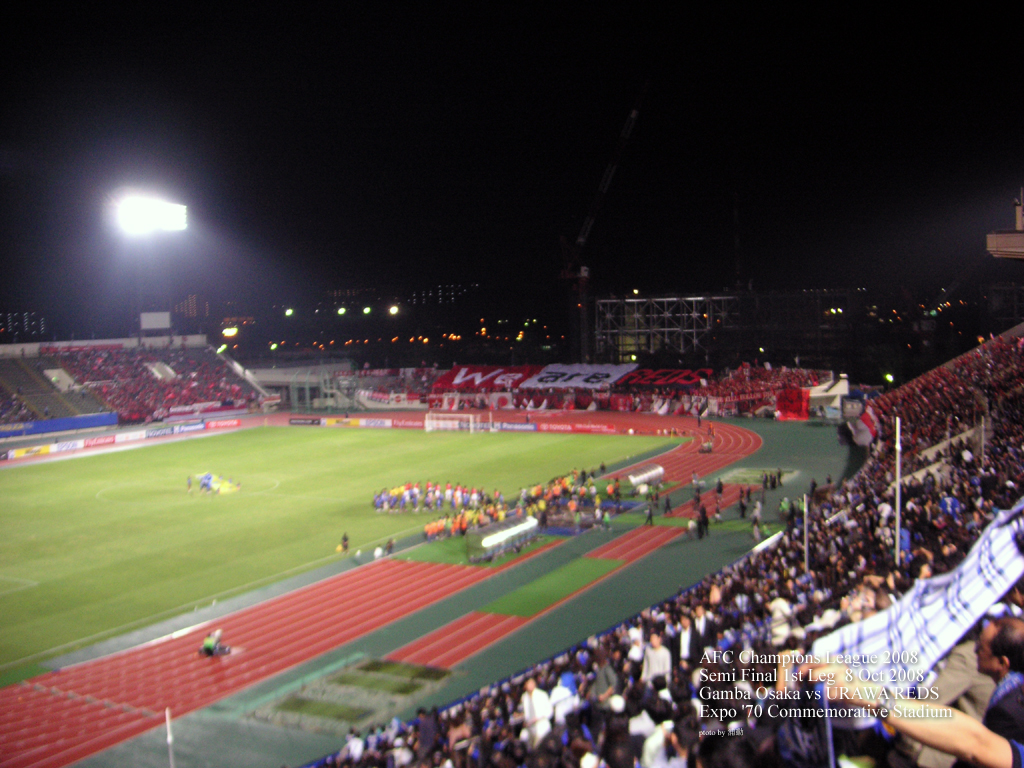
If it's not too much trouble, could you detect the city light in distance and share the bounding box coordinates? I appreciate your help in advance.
[337,307,346,315]
[285,308,294,316]
[363,307,371,314]
[389,305,399,315]
[222,327,238,337]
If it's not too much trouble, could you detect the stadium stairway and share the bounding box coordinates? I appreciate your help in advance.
[36,356,111,415]
[0,358,74,419]
[0,358,112,419]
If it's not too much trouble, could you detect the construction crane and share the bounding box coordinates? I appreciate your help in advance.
[561,83,648,362]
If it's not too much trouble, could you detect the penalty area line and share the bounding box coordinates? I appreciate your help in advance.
[0,575,39,596]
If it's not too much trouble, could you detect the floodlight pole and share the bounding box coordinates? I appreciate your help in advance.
[137,259,145,346]
[114,194,187,346]
[803,493,809,574]
[165,707,176,768]
[895,416,902,567]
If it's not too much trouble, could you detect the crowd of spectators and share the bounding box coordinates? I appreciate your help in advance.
[0,383,33,424]
[54,347,257,423]
[308,334,1024,768]
[857,337,1024,489]
[356,369,443,403]
[429,366,829,414]
[692,366,827,401]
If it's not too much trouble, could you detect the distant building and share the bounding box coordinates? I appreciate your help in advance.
[0,310,48,342]
[409,283,479,305]
[173,294,209,319]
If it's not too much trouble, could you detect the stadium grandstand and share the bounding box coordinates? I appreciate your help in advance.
[295,330,1024,768]
[3,329,1024,768]
[421,362,833,418]
[0,337,266,431]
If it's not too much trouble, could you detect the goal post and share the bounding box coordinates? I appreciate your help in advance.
[424,412,482,433]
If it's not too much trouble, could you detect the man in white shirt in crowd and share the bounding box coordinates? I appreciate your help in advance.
[520,677,553,747]
[642,633,672,684]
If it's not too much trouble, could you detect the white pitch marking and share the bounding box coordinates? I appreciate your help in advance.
[0,575,39,596]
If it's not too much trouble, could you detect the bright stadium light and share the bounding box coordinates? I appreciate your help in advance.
[116,195,187,235]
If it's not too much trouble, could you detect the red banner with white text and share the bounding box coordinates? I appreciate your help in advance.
[431,365,544,393]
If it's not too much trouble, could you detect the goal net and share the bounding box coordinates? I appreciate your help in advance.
[424,412,483,433]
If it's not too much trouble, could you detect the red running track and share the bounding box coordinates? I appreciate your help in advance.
[0,558,500,768]
[665,484,751,518]
[608,419,762,488]
[389,612,530,669]
[585,525,684,564]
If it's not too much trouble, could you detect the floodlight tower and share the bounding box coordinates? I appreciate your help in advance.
[116,196,187,236]
[114,194,188,343]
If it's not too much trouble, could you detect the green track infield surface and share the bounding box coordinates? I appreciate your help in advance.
[276,698,373,722]
[0,426,670,668]
[396,535,558,566]
[482,557,623,617]
[330,672,423,694]
[361,660,449,680]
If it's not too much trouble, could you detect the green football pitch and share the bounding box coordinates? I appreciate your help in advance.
[0,426,672,671]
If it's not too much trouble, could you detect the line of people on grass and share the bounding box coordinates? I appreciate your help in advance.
[376,482,506,514]
[417,469,625,541]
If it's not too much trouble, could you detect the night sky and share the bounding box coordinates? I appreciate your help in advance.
[2,9,1023,338]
